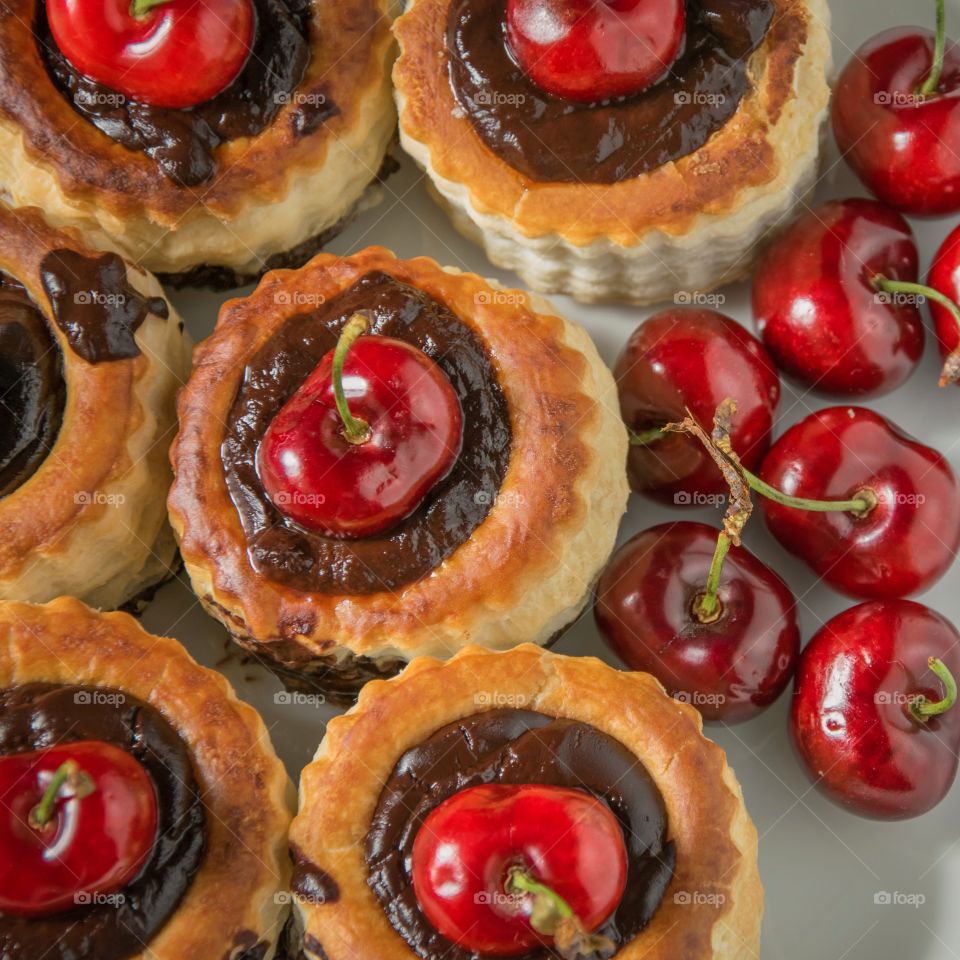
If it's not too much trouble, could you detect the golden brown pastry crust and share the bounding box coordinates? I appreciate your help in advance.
[393,0,815,247]
[289,645,762,960]
[168,247,628,677]
[0,597,294,960]
[0,204,191,609]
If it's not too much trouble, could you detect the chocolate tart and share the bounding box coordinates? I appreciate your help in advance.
[0,0,396,286]
[0,204,191,609]
[393,0,832,305]
[287,644,762,960]
[168,247,628,704]
[0,596,293,960]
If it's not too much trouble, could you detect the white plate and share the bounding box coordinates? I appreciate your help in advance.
[143,3,960,957]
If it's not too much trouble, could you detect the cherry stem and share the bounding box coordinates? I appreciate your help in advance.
[874,275,960,386]
[29,760,94,828]
[130,0,169,17]
[694,531,731,623]
[332,313,372,445]
[919,0,947,97]
[629,427,666,446]
[911,657,958,721]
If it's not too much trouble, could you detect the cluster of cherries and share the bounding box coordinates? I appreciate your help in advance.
[596,1,960,825]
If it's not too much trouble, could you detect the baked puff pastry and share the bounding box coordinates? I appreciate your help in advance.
[393,0,832,305]
[0,0,397,287]
[169,247,628,704]
[287,644,762,960]
[0,597,293,960]
[0,204,191,610]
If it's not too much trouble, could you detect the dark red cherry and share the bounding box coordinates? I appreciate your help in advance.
[759,407,960,599]
[505,0,685,103]
[411,783,626,957]
[615,308,780,505]
[752,199,924,396]
[791,599,960,819]
[47,0,254,110]
[925,222,960,386]
[595,521,800,723]
[0,740,158,917]
[258,318,463,539]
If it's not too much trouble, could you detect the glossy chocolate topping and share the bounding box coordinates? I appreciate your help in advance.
[37,0,314,186]
[0,274,64,498]
[40,248,169,364]
[448,0,774,183]
[291,845,341,906]
[222,271,511,596]
[366,709,676,960]
[0,683,206,960]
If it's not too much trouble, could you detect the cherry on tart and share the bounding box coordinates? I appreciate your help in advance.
[925,222,960,387]
[752,198,925,396]
[46,0,255,110]
[617,308,780,504]
[791,599,960,820]
[257,313,464,539]
[595,521,800,724]
[759,407,960,600]
[505,0,686,103]
[411,783,626,957]
[0,740,157,917]
[833,0,960,217]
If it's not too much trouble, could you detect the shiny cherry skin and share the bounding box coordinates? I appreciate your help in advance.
[595,522,800,723]
[833,28,960,216]
[615,308,780,505]
[791,600,960,819]
[258,333,463,539]
[505,0,686,103]
[47,0,255,109]
[759,407,960,600]
[752,199,924,396]
[925,222,960,385]
[0,740,158,917]
[411,783,627,956]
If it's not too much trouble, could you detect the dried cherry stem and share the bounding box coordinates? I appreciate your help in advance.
[919,0,948,97]
[505,867,615,960]
[910,657,958,722]
[332,313,373,445]
[29,760,95,829]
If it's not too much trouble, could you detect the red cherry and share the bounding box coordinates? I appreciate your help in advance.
[505,0,685,103]
[615,308,780,505]
[752,199,925,397]
[759,407,960,599]
[411,783,627,957]
[833,14,960,216]
[0,740,158,917]
[791,599,960,819]
[258,316,463,539]
[595,522,800,723]
[925,222,960,387]
[46,0,255,110]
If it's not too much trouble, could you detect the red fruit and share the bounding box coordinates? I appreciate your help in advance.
[411,783,627,956]
[595,522,800,723]
[46,0,255,110]
[615,308,780,505]
[791,599,960,819]
[258,326,463,539]
[0,741,158,917]
[759,407,960,599]
[505,0,685,103]
[833,27,960,216]
[925,222,960,386]
[752,199,924,396]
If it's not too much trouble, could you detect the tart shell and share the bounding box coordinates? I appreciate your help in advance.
[393,0,832,304]
[289,644,762,960]
[0,596,294,960]
[0,204,191,609]
[168,247,629,699]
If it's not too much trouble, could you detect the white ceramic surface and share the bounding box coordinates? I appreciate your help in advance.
[142,3,960,957]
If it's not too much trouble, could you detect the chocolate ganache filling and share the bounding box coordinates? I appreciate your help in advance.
[37,0,314,186]
[222,271,512,596]
[0,683,206,960]
[366,710,676,960]
[0,274,64,498]
[448,0,774,184]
